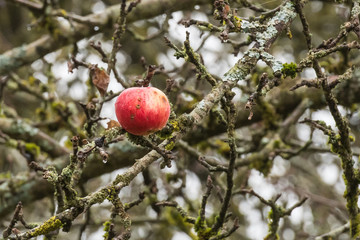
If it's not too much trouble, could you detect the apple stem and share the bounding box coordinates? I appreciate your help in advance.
[136,65,157,87]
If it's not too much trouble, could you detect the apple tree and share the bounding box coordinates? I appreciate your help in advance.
[1,0,360,239]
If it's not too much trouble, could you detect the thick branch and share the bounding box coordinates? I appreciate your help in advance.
[0,118,68,158]
[5,2,300,238]
[0,141,147,218]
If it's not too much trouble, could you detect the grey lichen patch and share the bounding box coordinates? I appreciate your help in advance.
[12,119,39,137]
[110,141,136,152]
[0,55,15,71]
[223,64,248,82]
[0,45,27,74]
[256,2,296,47]
[240,19,261,33]
[261,52,283,73]
[256,25,277,46]
[351,2,360,16]
[271,2,296,23]
[220,2,297,84]
[246,49,261,59]
[196,99,207,110]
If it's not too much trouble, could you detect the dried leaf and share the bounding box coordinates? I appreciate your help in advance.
[107,120,120,129]
[90,65,109,96]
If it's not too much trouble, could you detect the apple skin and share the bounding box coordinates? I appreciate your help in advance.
[115,87,170,136]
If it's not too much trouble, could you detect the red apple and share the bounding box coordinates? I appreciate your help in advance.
[115,87,170,135]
